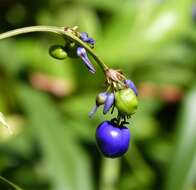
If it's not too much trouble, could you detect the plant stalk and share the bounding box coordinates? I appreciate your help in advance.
[99,157,120,190]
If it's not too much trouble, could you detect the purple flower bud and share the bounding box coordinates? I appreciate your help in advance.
[96,92,107,106]
[77,47,96,74]
[124,79,138,96]
[89,92,107,118]
[192,4,196,22]
[103,93,115,114]
[89,105,98,118]
[80,32,88,41]
[80,32,95,45]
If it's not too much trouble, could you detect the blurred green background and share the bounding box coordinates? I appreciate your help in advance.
[0,0,196,190]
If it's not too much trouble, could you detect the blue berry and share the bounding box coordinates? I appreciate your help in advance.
[96,121,130,158]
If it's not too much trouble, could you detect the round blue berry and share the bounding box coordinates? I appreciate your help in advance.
[96,121,130,158]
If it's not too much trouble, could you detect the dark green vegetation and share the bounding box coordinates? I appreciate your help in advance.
[0,0,196,190]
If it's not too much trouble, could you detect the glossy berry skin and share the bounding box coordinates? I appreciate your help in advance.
[96,121,130,158]
[115,88,138,116]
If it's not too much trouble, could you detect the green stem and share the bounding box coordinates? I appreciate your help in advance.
[0,26,108,72]
[99,158,120,190]
[0,176,24,190]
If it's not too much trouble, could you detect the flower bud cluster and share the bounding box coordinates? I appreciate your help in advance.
[91,72,138,158]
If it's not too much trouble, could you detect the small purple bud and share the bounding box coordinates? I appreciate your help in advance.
[77,47,96,74]
[124,79,138,96]
[89,105,98,118]
[87,38,95,45]
[80,32,95,45]
[103,93,115,114]
[96,92,107,106]
[89,92,107,118]
[192,4,196,22]
[80,32,88,41]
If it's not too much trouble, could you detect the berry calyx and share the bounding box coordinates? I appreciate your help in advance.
[96,121,130,158]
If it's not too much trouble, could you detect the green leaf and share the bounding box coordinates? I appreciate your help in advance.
[164,87,196,190]
[16,84,93,190]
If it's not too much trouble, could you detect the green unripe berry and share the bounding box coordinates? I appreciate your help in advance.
[115,88,138,116]
[49,45,68,60]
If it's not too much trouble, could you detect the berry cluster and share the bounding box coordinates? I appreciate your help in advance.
[49,27,138,158]
[90,70,138,158]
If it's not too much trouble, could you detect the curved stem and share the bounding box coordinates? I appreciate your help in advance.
[0,26,61,39]
[0,26,108,72]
